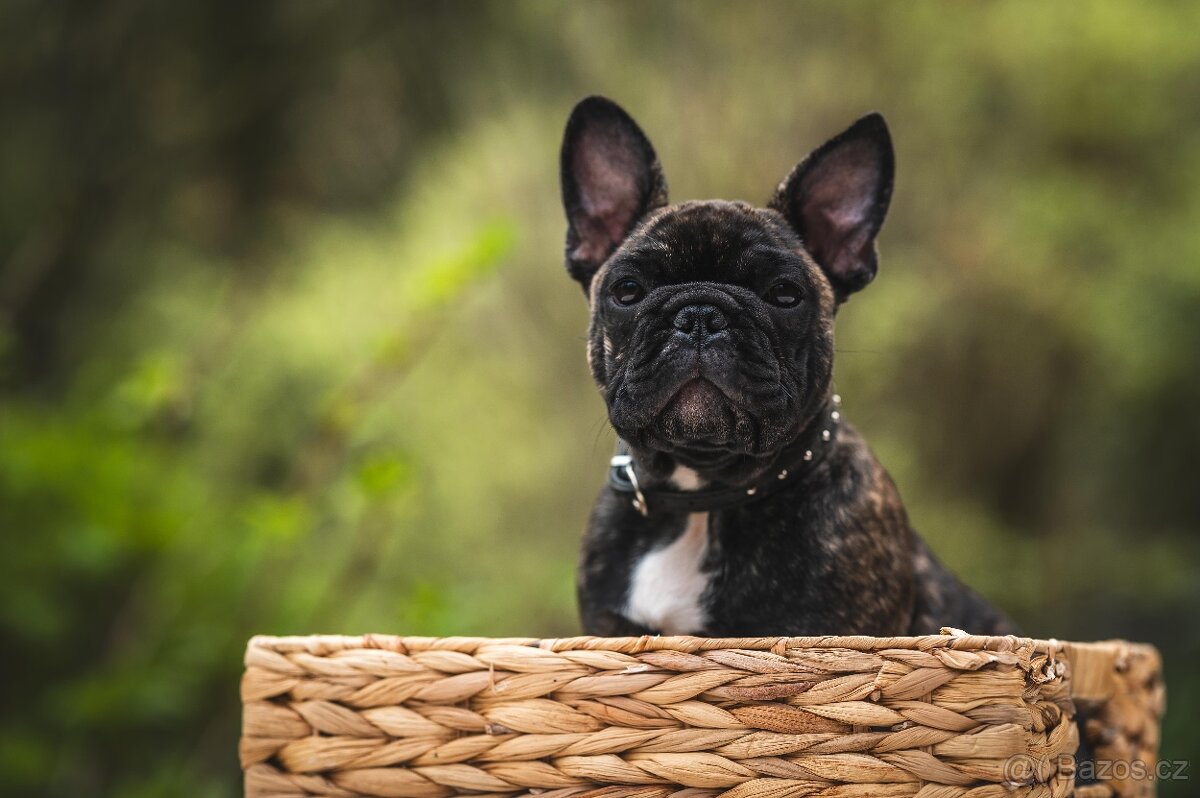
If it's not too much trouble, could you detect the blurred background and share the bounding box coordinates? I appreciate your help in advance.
[2,1,1198,795]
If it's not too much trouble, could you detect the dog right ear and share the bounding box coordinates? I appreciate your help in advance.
[560,96,668,292]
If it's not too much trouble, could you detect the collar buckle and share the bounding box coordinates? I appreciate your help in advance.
[610,454,649,516]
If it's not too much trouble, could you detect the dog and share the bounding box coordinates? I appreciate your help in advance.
[561,96,1015,638]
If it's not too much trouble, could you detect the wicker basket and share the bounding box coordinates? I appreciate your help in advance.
[240,633,1163,798]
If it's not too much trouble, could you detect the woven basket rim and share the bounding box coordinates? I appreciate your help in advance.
[246,632,1158,660]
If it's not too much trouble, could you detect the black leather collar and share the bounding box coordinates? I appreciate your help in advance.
[608,395,842,516]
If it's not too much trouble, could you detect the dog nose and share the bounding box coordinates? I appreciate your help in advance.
[673,304,728,336]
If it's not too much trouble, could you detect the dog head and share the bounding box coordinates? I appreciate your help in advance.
[560,96,893,482]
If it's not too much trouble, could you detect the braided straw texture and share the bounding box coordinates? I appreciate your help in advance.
[1069,642,1164,798]
[241,634,1159,798]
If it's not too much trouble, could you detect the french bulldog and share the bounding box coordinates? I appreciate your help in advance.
[561,96,1015,638]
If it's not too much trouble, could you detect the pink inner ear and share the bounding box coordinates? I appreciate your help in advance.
[572,128,643,263]
[799,140,881,278]
[802,141,878,229]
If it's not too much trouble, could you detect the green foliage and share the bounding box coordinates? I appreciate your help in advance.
[0,2,1197,796]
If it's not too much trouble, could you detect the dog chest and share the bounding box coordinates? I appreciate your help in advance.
[624,512,710,635]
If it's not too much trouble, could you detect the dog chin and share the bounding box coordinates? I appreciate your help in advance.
[648,379,768,468]
[610,376,797,466]
[657,374,729,436]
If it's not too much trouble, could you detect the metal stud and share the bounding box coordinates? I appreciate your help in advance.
[832,393,842,405]
[803,449,813,461]
[831,410,840,421]
[746,487,757,496]
[822,429,831,441]
[777,468,788,480]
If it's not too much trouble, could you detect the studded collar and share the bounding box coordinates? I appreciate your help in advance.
[608,395,843,516]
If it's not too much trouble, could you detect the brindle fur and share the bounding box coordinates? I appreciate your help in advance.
[561,96,1015,637]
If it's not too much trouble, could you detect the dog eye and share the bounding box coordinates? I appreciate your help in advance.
[611,279,646,306]
[765,280,801,308]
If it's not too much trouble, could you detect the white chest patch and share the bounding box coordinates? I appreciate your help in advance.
[625,512,710,635]
[670,466,703,490]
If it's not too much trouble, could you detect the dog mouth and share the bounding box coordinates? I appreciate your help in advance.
[656,378,737,447]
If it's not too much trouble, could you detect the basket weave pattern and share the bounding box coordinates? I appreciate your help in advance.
[241,634,1161,798]
[1066,643,1165,798]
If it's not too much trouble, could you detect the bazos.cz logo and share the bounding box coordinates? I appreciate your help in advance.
[1003,754,1189,785]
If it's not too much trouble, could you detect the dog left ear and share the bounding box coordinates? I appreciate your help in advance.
[771,113,894,300]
